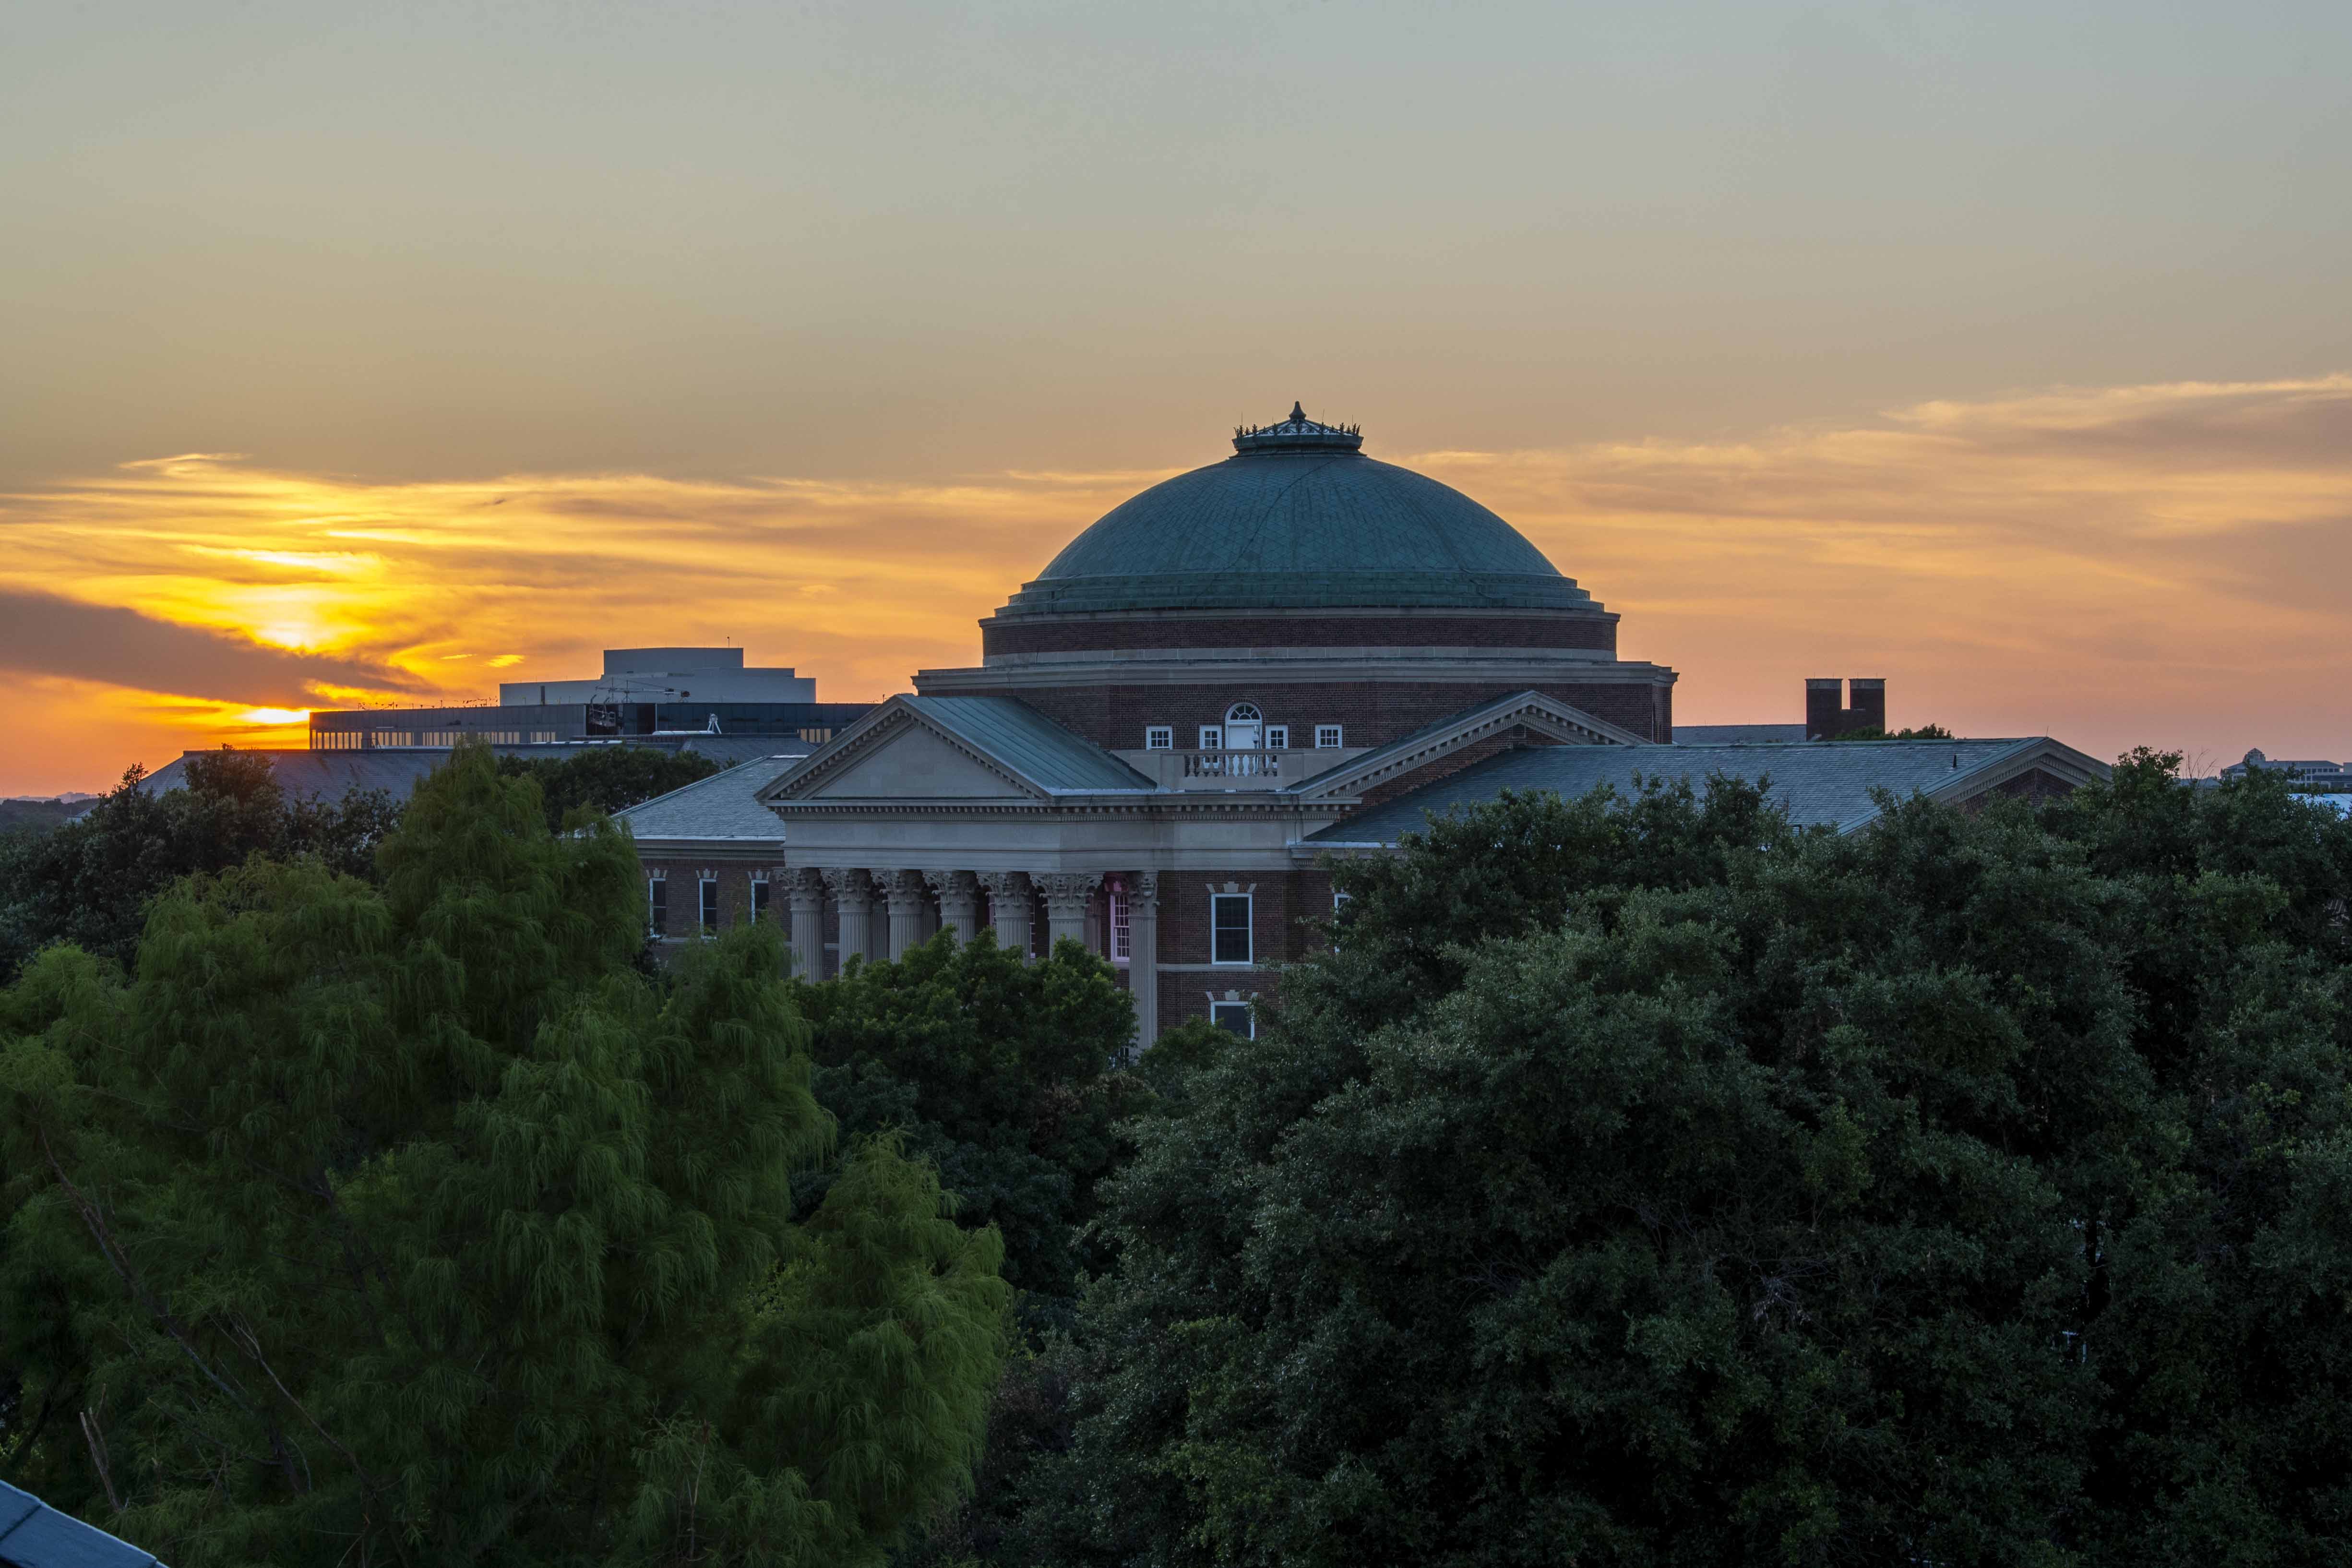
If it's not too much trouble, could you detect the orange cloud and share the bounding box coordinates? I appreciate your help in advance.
[2,374,2346,793]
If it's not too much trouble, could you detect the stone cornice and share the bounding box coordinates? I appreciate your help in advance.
[920,654,1678,689]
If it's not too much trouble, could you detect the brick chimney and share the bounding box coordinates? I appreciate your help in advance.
[1847,678,1886,735]
[1805,679,1844,742]
[1804,677,1889,740]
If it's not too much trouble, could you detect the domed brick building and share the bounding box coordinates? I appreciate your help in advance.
[626,406,2102,1041]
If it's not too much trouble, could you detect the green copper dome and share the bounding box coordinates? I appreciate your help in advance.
[995,407,1597,618]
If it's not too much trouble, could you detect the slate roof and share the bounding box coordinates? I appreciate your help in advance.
[678,734,814,768]
[898,698,1159,793]
[137,749,447,805]
[1309,738,2067,842]
[618,754,802,842]
[996,423,1598,617]
[1280,688,1647,798]
[1674,724,1809,745]
[0,1480,163,1567]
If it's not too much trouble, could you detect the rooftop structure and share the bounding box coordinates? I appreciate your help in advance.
[498,647,816,707]
[0,1477,164,1567]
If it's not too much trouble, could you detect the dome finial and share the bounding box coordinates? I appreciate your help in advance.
[1232,402,1364,455]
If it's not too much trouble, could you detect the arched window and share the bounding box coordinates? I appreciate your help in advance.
[1223,702,1264,749]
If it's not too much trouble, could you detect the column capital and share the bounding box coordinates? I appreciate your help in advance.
[1037,871,1101,918]
[821,868,876,906]
[783,867,828,905]
[882,868,929,908]
[1127,870,1160,910]
[925,868,979,898]
[976,870,1032,900]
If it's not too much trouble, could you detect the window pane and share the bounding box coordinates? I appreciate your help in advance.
[752,880,770,921]
[1212,894,1251,964]
[700,879,719,932]
[649,879,668,936]
[1211,1002,1254,1038]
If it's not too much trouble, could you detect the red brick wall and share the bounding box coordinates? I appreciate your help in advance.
[1009,677,1671,752]
[982,610,1618,658]
[635,858,786,943]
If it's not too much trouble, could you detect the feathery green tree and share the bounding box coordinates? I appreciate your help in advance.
[0,745,1007,1567]
[0,749,397,984]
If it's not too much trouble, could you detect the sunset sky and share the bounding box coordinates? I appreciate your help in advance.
[5,1,2349,795]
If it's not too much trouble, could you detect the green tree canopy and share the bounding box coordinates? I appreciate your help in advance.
[0,745,1007,1567]
[1023,763,2352,1567]
[0,750,397,985]
[791,933,1146,1307]
[497,745,722,835]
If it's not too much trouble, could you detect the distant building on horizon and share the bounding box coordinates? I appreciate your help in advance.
[307,646,871,753]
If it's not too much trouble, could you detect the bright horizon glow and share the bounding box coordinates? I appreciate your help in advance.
[3,373,2348,794]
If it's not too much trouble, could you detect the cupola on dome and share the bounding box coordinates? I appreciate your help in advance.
[994,405,1597,618]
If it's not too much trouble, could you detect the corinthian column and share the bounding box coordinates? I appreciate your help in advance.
[1038,872,1100,956]
[823,869,875,968]
[1127,872,1159,1050]
[883,869,930,960]
[929,869,981,945]
[978,872,1033,961]
[784,868,828,981]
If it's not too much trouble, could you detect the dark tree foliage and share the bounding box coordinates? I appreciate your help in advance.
[0,801,84,836]
[1017,761,2352,1568]
[1828,724,1955,741]
[497,745,722,835]
[0,745,1008,1567]
[0,751,398,984]
[791,933,1148,1307]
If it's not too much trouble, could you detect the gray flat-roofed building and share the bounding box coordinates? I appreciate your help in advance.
[499,646,818,706]
[309,647,871,753]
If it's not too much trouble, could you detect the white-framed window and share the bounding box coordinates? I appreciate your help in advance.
[1333,887,1351,912]
[1110,886,1131,961]
[1264,724,1289,750]
[751,873,771,923]
[1145,726,1173,750]
[1315,724,1343,749]
[1211,892,1252,965]
[1199,725,1223,750]
[699,877,720,934]
[647,872,669,937]
[1223,702,1264,749]
[1210,1000,1255,1038]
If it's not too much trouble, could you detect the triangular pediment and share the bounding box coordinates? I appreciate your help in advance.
[1292,690,1648,804]
[809,724,1034,800]
[762,700,1051,803]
